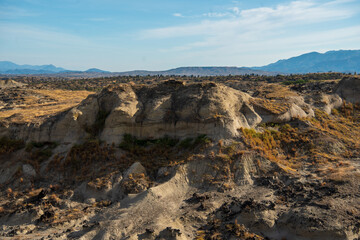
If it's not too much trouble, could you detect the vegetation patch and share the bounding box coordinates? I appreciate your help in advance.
[24,141,58,171]
[239,124,313,170]
[118,134,212,176]
[196,219,264,240]
[119,134,211,153]
[251,98,291,114]
[61,139,116,181]
[0,137,24,154]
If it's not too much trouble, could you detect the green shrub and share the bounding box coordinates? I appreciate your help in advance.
[26,141,58,163]
[179,137,194,149]
[193,134,212,146]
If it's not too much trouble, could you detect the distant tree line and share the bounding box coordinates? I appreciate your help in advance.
[0,72,351,92]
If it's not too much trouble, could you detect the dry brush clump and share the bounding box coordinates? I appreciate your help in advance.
[309,106,360,156]
[196,218,264,240]
[25,141,58,172]
[121,173,151,194]
[61,139,117,181]
[0,137,24,154]
[250,98,291,114]
[239,124,312,171]
[118,134,212,176]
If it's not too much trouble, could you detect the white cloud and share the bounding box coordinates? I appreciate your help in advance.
[141,0,356,40]
[230,7,240,15]
[203,12,230,18]
[173,13,183,17]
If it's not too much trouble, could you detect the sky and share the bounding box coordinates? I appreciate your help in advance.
[0,0,360,71]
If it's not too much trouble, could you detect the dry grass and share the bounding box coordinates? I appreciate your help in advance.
[49,193,61,205]
[251,98,291,115]
[197,218,264,240]
[239,126,310,170]
[317,163,360,182]
[309,106,360,148]
[254,83,299,100]
[0,89,93,123]
[238,101,360,173]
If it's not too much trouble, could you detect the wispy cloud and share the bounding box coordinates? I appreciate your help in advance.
[142,0,355,40]
[86,17,111,22]
[203,7,241,18]
[173,13,183,17]
[203,12,230,18]
[0,6,37,19]
[138,0,359,66]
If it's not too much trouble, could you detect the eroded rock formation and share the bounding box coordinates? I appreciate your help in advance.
[1,80,344,144]
[335,76,360,104]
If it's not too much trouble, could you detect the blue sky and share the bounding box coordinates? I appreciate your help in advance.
[0,0,360,71]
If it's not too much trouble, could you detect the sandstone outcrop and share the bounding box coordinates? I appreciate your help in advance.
[335,76,360,104]
[0,79,25,88]
[1,80,321,144]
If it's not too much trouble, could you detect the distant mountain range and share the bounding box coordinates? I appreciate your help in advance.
[0,63,275,76]
[0,61,67,74]
[1,50,359,76]
[115,67,275,76]
[0,61,108,74]
[255,50,360,74]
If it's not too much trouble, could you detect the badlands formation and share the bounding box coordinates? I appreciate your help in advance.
[1,79,339,143]
[0,76,359,240]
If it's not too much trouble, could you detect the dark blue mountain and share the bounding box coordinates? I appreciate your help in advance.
[0,61,67,74]
[85,68,110,73]
[255,50,360,74]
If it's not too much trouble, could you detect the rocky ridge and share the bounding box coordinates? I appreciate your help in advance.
[0,79,349,144]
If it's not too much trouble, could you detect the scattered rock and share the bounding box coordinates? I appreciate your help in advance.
[22,164,36,178]
[156,227,182,240]
[124,162,146,179]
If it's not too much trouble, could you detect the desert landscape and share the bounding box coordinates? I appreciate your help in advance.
[0,73,359,239]
[1,0,360,239]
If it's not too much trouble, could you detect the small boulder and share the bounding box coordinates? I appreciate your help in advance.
[22,164,36,178]
[124,162,146,179]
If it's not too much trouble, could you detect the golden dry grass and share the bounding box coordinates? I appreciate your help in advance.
[255,83,299,99]
[309,107,360,147]
[317,163,360,182]
[0,89,93,123]
[250,98,292,114]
